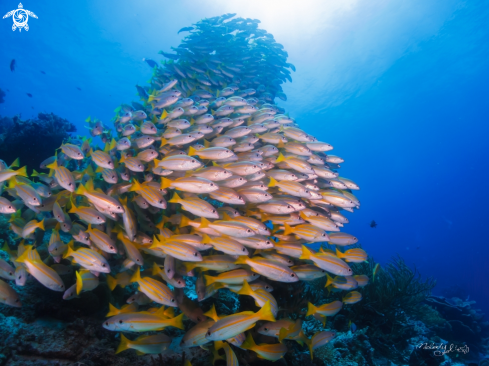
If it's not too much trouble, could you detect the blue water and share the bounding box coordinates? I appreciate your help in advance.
[1,0,488,313]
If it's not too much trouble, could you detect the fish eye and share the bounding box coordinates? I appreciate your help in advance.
[322,233,326,237]
[33,198,37,201]
[8,206,11,209]
[207,331,211,336]
[15,299,19,302]
[210,183,214,186]
[242,248,246,252]
[247,229,252,233]
[159,200,164,204]
[97,216,101,220]
[171,298,175,303]
[110,246,114,250]
[136,259,140,262]
[119,320,123,324]
[18,275,21,279]
[266,241,271,245]
[264,327,268,331]
[212,210,216,213]
[291,273,295,277]
[194,252,198,257]
[9,272,13,275]
[138,165,142,168]
[102,264,106,267]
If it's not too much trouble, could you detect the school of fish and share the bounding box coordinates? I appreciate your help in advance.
[0,14,368,363]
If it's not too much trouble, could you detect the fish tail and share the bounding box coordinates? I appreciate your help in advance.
[283,222,293,236]
[236,280,253,296]
[234,256,248,266]
[241,332,256,350]
[306,337,314,360]
[116,333,131,354]
[38,219,45,231]
[306,302,317,317]
[278,327,289,342]
[268,176,278,187]
[76,270,83,295]
[63,245,74,259]
[129,179,141,192]
[159,138,168,147]
[256,301,276,322]
[203,275,215,286]
[200,217,210,228]
[203,304,218,322]
[16,166,28,178]
[75,183,87,196]
[46,160,58,170]
[168,192,182,204]
[15,246,31,263]
[31,169,40,177]
[106,275,117,291]
[151,262,162,276]
[335,247,344,258]
[188,146,197,156]
[10,158,19,168]
[161,177,172,190]
[106,303,120,317]
[275,153,286,163]
[130,268,141,283]
[299,245,312,260]
[204,139,211,148]
[325,273,334,288]
[180,215,190,228]
[170,313,185,330]
[201,234,212,244]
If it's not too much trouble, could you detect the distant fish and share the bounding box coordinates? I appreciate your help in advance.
[76,87,81,91]
[26,93,32,98]
[143,58,158,68]
[349,320,357,333]
[370,220,377,228]
[177,26,194,34]
[10,59,15,72]
[40,71,46,74]
[158,51,179,60]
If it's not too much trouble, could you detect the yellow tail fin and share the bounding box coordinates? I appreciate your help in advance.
[268,176,278,187]
[15,166,28,178]
[179,215,191,228]
[200,217,210,228]
[234,256,248,266]
[152,262,162,276]
[241,332,257,350]
[106,275,117,291]
[130,268,141,283]
[201,234,212,244]
[275,153,286,163]
[299,245,313,260]
[170,313,185,330]
[161,177,172,190]
[10,158,20,168]
[75,183,87,196]
[306,302,317,317]
[188,146,197,156]
[256,301,276,322]
[203,304,219,322]
[168,192,182,204]
[237,280,254,296]
[76,271,83,295]
[283,222,293,236]
[204,275,215,286]
[116,333,131,354]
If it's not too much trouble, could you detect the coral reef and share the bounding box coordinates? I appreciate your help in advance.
[0,113,76,172]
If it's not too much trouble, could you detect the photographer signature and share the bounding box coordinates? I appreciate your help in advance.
[416,342,469,356]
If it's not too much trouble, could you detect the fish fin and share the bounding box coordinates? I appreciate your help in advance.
[214,340,224,351]
[161,177,172,190]
[151,262,162,276]
[95,166,104,173]
[160,138,168,147]
[335,247,344,258]
[37,219,45,231]
[234,256,248,265]
[201,234,212,244]
[188,146,197,156]
[63,245,75,259]
[106,303,120,317]
[203,275,215,286]
[275,153,286,163]
[203,304,219,322]
[130,268,141,283]
[180,215,190,228]
[306,302,317,317]
[168,192,182,203]
[325,273,334,288]
[129,179,142,192]
[15,166,28,178]
[15,246,31,264]
[46,160,58,170]
[204,139,211,148]
[256,300,276,322]
[106,274,117,291]
[241,332,256,350]
[31,169,39,177]
[299,245,313,260]
[237,280,254,296]
[283,222,293,236]
[10,158,19,168]
[200,217,210,229]
[75,183,87,196]
[116,333,130,354]
[268,176,278,187]
[169,313,185,330]
[299,211,308,220]
[221,212,232,221]
[76,270,83,295]
[278,327,289,343]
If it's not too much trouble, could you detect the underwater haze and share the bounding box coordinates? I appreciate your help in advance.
[1,0,489,363]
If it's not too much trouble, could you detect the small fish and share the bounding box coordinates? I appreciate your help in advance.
[10,59,15,72]
[26,93,32,98]
[241,332,287,361]
[116,333,171,354]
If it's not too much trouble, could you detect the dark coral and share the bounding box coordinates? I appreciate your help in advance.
[0,113,76,172]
